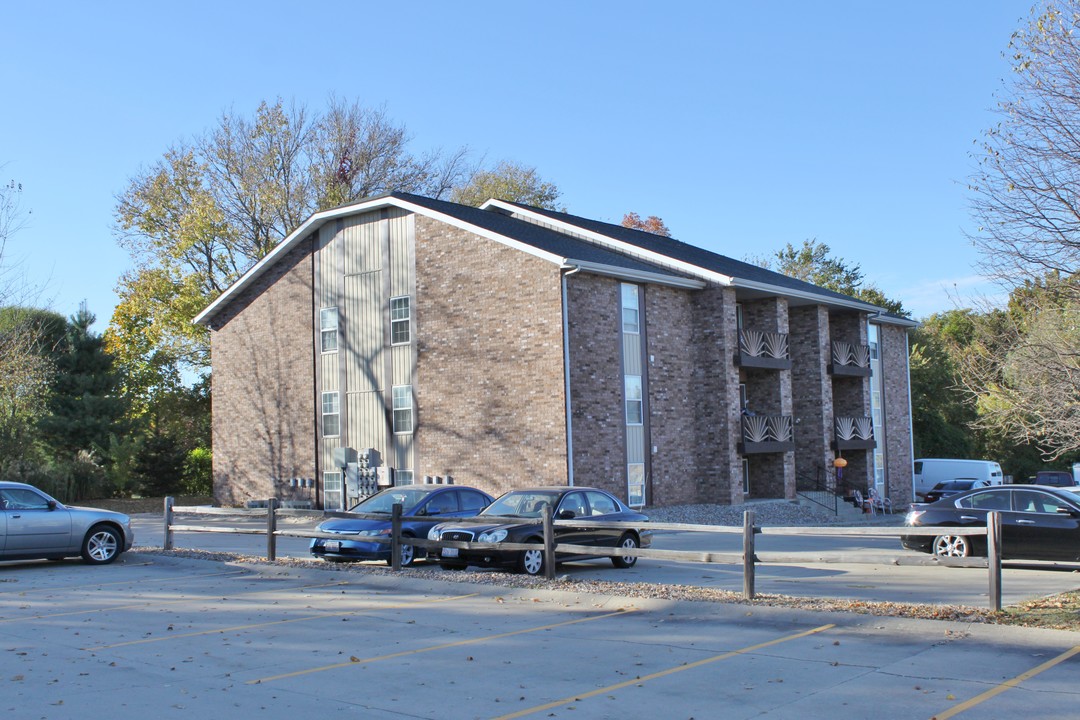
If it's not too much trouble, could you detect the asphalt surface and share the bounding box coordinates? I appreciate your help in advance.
[132,514,1080,609]
[2,553,1079,720]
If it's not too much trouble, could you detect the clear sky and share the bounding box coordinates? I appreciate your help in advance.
[1,0,1032,328]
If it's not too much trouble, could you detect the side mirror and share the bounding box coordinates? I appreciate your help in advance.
[558,509,575,520]
[47,500,57,511]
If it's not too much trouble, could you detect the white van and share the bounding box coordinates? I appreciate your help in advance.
[912,458,1004,501]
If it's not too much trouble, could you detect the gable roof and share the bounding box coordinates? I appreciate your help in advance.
[195,192,915,327]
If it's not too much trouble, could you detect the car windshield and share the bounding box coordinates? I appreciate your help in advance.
[349,488,431,514]
[942,481,974,491]
[482,491,561,518]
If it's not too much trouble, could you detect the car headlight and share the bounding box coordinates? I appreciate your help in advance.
[478,529,508,543]
[357,528,391,537]
[427,527,442,541]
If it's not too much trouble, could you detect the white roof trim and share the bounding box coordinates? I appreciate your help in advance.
[481,199,737,288]
[564,260,707,289]
[481,198,900,316]
[194,195,567,326]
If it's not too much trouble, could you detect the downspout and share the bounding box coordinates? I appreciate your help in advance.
[561,266,581,486]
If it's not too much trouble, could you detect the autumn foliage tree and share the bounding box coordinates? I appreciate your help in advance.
[621,212,671,237]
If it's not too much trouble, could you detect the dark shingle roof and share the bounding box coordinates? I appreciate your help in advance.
[388,193,692,280]
[489,200,879,308]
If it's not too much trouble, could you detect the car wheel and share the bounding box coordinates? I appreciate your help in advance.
[439,562,467,571]
[611,533,639,568]
[519,544,545,576]
[82,525,121,565]
[932,534,971,558]
[388,537,417,567]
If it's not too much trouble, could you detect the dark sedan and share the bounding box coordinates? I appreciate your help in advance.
[901,484,1080,560]
[310,485,494,566]
[921,479,991,504]
[428,486,651,575]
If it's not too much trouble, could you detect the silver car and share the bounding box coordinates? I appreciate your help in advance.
[0,481,134,564]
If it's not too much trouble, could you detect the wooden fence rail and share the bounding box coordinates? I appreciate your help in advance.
[162,498,1006,611]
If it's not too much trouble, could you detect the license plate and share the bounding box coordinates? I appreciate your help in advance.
[441,547,459,558]
[325,540,341,552]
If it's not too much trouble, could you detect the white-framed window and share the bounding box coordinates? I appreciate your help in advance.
[323,471,343,511]
[320,307,339,353]
[627,463,645,507]
[621,283,640,334]
[390,296,411,345]
[625,375,643,425]
[392,385,413,434]
[395,469,414,485]
[322,391,340,437]
[736,303,744,330]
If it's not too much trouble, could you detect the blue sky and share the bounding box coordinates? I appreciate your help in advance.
[1,1,1031,328]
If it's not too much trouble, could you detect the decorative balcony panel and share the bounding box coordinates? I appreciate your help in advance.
[735,329,792,370]
[829,341,872,377]
[833,415,876,450]
[739,414,796,454]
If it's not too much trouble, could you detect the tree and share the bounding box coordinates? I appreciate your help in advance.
[38,305,128,458]
[0,307,63,471]
[110,98,473,387]
[621,212,671,237]
[766,239,909,316]
[449,160,561,209]
[965,1,1080,458]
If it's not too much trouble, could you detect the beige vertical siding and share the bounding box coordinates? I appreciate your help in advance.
[347,390,388,453]
[345,272,384,393]
[623,334,642,375]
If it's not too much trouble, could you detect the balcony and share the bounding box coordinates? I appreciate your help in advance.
[739,414,795,455]
[735,329,792,370]
[834,416,876,450]
[829,341,871,377]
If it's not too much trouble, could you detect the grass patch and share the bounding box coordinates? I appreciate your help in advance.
[997,590,1080,630]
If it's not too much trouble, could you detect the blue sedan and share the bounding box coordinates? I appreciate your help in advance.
[310,485,494,566]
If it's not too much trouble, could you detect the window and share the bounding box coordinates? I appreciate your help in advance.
[585,490,618,516]
[320,307,339,353]
[460,490,491,512]
[621,283,639,334]
[625,375,643,425]
[390,296,411,345]
[323,471,343,511]
[395,469,414,485]
[627,464,645,507]
[322,392,340,437]
[0,487,51,510]
[393,385,413,434]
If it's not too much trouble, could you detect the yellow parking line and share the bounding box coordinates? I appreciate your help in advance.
[85,592,479,650]
[931,644,1080,720]
[491,623,836,720]
[0,580,350,624]
[249,608,639,685]
[0,569,249,595]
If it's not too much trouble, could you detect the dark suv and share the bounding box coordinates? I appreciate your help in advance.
[1033,470,1077,487]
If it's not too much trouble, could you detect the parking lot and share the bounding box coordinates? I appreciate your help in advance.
[3,552,1080,720]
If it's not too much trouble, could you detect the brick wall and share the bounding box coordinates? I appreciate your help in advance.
[789,306,833,478]
[880,323,914,502]
[413,215,568,498]
[564,273,626,498]
[209,239,317,506]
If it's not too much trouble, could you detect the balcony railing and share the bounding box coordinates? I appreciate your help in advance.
[834,416,876,450]
[739,414,795,454]
[829,341,872,377]
[736,329,792,370]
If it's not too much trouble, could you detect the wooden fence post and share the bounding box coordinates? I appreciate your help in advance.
[266,498,278,561]
[163,496,174,551]
[542,505,556,580]
[987,510,1002,612]
[391,503,403,571]
[743,510,756,600]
